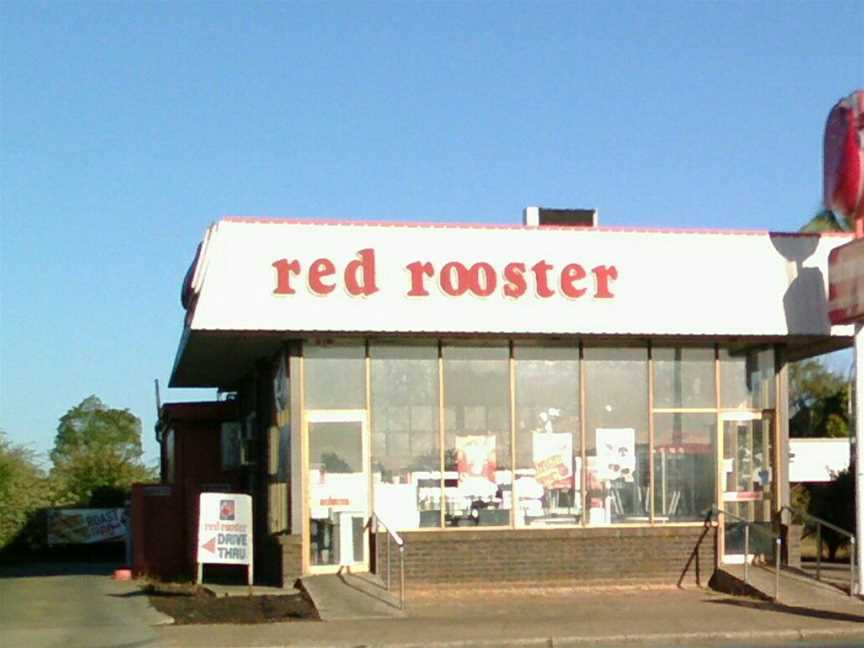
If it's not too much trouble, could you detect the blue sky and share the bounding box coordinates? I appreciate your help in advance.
[1,1,862,467]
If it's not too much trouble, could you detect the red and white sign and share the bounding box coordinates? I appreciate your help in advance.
[824,90,864,224]
[196,493,253,566]
[179,219,851,339]
[723,491,764,503]
[828,237,864,325]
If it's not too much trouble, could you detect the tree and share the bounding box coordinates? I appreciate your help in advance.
[0,431,52,549]
[50,396,155,506]
[808,466,855,561]
[799,207,851,234]
[788,359,850,438]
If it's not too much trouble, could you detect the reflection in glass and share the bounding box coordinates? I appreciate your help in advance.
[584,347,649,524]
[722,416,774,555]
[719,348,775,409]
[304,343,366,409]
[308,421,366,566]
[653,413,715,522]
[443,344,511,527]
[370,343,441,530]
[514,345,581,527]
[653,348,715,409]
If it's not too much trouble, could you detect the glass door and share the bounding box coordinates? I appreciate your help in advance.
[720,412,774,564]
[305,410,369,574]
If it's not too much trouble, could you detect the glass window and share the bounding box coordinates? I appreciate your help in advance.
[442,344,511,527]
[370,343,441,530]
[307,419,366,566]
[584,347,649,524]
[304,342,366,409]
[722,416,773,522]
[653,413,716,522]
[514,344,581,527]
[273,352,291,482]
[164,429,175,484]
[720,348,775,409]
[653,347,715,409]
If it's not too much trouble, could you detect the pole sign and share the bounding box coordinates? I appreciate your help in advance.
[825,89,864,596]
[828,237,864,325]
[196,492,253,585]
[824,89,864,229]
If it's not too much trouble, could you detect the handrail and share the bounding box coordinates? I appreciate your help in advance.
[706,505,782,601]
[780,504,856,597]
[708,506,778,540]
[372,512,405,547]
[780,505,855,539]
[369,512,407,610]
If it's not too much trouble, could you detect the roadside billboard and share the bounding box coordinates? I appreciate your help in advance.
[46,508,127,545]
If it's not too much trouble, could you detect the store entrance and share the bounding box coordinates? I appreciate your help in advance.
[719,412,774,564]
[305,410,370,574]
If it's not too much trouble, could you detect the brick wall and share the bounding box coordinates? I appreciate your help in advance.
[782,523,802,569]
[375,525,716,588]
[277,534,304,587]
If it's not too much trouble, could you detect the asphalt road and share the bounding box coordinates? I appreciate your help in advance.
[0,563,166,648]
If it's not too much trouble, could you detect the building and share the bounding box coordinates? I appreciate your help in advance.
[150,212,853,587]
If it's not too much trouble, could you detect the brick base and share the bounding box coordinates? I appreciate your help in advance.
[375,525,716,588]
[275,534,303,587]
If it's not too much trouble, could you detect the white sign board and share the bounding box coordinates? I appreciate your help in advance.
[184,219,851,338]
[789,438,851,482]
[196,493,253,584]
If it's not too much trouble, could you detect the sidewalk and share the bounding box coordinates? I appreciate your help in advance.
[155,584,864,647]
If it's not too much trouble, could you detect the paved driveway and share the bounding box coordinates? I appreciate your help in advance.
[0,563,167,648]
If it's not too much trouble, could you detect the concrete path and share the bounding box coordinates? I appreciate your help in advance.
[719,563,864,612]
[0,563,170,648]
[298,573,405,621]
[156,585,864,647]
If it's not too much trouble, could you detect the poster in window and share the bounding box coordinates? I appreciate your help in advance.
[532,432,573,489]
[595,428,635,482]
[455,435,496,481]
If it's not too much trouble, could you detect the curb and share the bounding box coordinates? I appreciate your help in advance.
[251,627,864,648]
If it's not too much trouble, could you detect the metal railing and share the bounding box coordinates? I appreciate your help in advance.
[707,505,782,601]
[780,505,856,597]
[370,512,407,610]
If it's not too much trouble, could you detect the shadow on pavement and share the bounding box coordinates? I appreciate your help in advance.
[0,562,117,578]
[336,573,401,609]
[707,597,864,623]
[108,590,150,598]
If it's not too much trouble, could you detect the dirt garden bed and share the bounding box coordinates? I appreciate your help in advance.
[144,582,319,625]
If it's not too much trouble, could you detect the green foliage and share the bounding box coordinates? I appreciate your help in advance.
[799,208,851,233]
[788,359,850,438]
[790,483,810,513]
[52,395,144,465]
[50,396,155,506]
[0,431,52,549]
[807,467,854,560]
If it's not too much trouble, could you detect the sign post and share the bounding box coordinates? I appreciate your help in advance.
[827,238,864,595]
[825,88,864,595]
[856,324,864,595]
[196,493,253,587]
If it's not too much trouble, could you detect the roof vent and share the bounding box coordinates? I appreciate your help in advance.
[523,206,598,227]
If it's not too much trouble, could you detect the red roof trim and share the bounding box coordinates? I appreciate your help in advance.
[220,215,852,238]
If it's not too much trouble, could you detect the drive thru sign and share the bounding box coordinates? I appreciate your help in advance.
[196,492,253,585]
